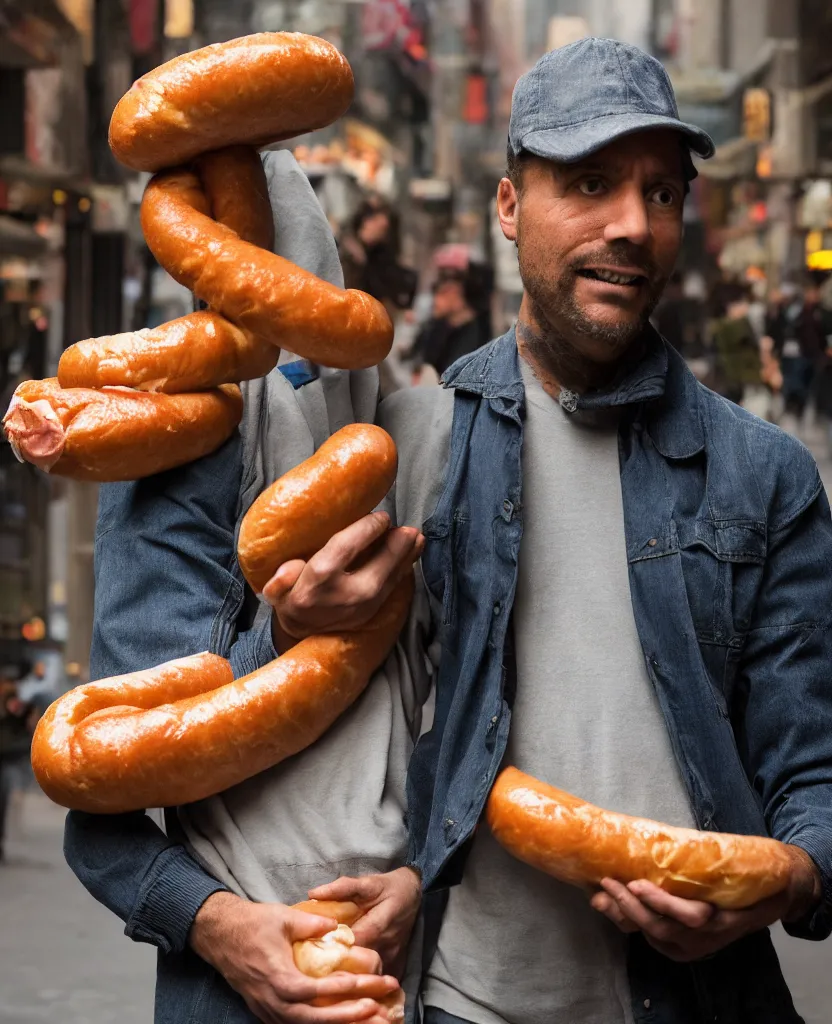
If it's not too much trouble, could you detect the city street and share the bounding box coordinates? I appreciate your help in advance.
[1,440,831,1024]
[0,793,155,1024]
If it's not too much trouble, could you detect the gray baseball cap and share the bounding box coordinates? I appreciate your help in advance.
[509,38,715,176]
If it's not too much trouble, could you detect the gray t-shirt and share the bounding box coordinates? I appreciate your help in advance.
[424,358,696,1024]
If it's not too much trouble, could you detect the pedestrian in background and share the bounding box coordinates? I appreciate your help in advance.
[408,269,491,381]
[338,199,417,315]
[712,281,762,407]
[339,198,418,395]
[780,276,830,425]
[0,678,41,862]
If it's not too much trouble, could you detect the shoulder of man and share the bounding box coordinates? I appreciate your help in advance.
[697,383,823,533]
[378,385,455,529]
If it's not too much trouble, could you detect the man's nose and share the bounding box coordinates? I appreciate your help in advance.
[603,186,650,247]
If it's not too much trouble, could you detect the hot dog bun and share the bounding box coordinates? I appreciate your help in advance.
[109,33,354,172]
[486,766,793,910]
[290,902,406,1021]
[3,378,242,481]
[238,424,398,593]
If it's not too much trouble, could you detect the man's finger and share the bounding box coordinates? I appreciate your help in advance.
[307,513,392,578]
[600,878,683,941]
[288,997,381,1023]
[285,908,340,941]
[626,880,716,929]
[347,529,422,603]
[308,875,381,904]
[263,560,306,603]
[590,891,639,933]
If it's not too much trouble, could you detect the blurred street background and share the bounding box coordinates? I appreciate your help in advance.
[2,0,832,1019]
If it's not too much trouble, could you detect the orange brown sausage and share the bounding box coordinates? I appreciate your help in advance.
[486,766,794,910]
[139,168,393,370]
[108,34,354,173]
[4,33,393,481]
[3,377,242,481]
[30,424,410,812]
[238,423,399,593]
[57,312,278,394]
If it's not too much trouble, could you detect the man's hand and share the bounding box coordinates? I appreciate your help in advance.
[263,512,424,653]
[189,892,400,1024]
[308,867,422,978]
[590,845,822,963]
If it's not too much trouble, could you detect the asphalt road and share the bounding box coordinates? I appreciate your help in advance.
[0,793,154,1024]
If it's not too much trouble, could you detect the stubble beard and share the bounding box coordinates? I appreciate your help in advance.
[515,229,667,393]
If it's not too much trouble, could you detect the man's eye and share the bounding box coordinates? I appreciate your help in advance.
[651,187,677,207]
[578,178,605,196]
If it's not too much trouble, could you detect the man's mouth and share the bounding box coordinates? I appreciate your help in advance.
[576,267,647,287]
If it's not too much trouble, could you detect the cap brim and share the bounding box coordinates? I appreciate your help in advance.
[520,112,715,171]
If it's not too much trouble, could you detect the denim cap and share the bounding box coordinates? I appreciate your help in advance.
[509,37,715,178]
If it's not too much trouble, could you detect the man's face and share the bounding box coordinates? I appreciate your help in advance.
[358,212,390,247]
[432,279,465,320]
[498,131,686,364]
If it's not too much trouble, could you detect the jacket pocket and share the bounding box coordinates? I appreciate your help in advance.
[680,520,767,709]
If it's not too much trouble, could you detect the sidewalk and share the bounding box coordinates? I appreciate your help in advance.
[0,791,154,1024]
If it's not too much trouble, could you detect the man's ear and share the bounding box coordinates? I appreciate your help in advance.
[497,177,519,242]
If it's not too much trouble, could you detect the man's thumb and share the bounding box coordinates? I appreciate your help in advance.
[286,907,338,941]
[263,560,305,604]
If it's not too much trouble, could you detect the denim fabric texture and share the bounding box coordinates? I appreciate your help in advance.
[407,326,832,1023]
[508,38,714,167]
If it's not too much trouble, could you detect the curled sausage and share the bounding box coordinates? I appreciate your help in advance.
[238,423,399,593]
[58,312,278,393]
[140,169,393,369]
[3,377,242,481]
[109,33,354,173]
[486,766,794,910]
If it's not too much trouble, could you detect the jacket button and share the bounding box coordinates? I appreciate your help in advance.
[491,715,498,724]
[493,603,501,615]
[644,999,651,1009]
[648,538,658,547]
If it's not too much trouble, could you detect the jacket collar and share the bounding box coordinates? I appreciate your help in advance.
[443,324,704,460]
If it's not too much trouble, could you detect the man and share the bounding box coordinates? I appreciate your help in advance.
[64,152,428,1024]
[408,271,489,380]
[780,276,831,422]
[353,38,829,1024]
[68,39,832,1024]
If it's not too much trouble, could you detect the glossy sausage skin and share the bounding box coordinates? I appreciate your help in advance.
[140,169,393,370]
[30,576,412,814]
[5,34,391,480]
[487,767,794,910]
[238,423,398,593]
[58,312,278,394]
[109,33,354,172]
[3,378,242,481]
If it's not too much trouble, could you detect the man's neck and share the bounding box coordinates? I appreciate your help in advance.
[516,294,642,398]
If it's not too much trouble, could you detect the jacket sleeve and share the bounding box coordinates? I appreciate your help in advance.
[64,431,262,952]
[738,477,832,941]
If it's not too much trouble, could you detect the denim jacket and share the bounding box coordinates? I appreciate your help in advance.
[408,327,832,1023]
